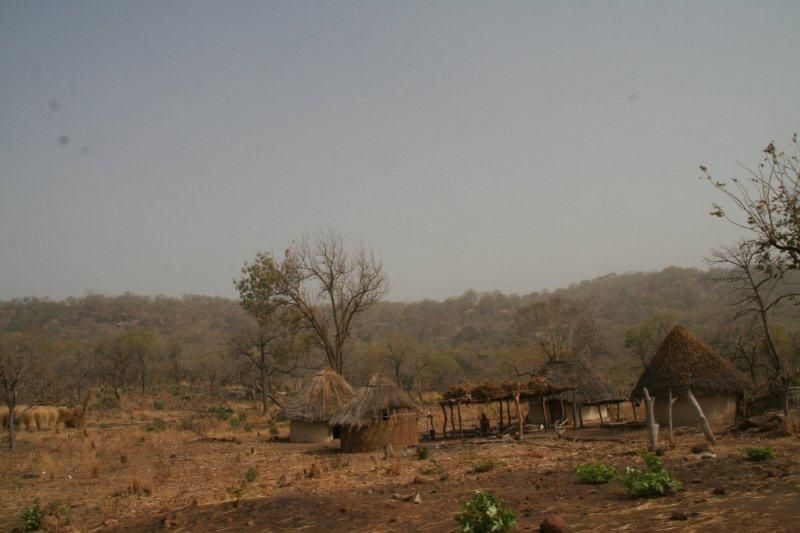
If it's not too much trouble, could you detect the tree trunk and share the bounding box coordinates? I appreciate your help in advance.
[514,393,523,438]
[6,395,16,451]
[260,356,268,414]
[686,389,716,445]
[643,387,658,452]
[667,389,676,449]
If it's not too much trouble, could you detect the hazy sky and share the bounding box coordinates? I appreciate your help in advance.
[1,2,798,302]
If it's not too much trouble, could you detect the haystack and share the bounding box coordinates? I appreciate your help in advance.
[527,358,623,425]
[632,325,747,426]
[280,368,355,443]
[329,373,420,452]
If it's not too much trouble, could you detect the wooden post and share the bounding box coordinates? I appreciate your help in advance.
[559,394,566,423]
[514,392,523,438]
[597,405,604,427]
[506,399,512,425]
[667,389,676,449]
[616,402,621,420]
[571,390,578,429]
[440,403,448,439]
[449,403,456,434]
[687,389,716,445]
[456,401,464,441]
[643,387,658,452]
[541,396,549,430]
[578,402,584,428]
[631,400,638,421]
[498,399,504,429]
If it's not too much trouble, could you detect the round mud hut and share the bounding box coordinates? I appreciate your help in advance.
[632,325,747,426]
[279,368,355,443]
[526,358,623,426]
[329,373,420,453]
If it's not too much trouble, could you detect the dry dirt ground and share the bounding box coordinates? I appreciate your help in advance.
[2,400,799,532]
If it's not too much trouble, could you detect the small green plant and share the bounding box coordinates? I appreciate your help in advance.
[209,405,234,421]
[574,462,617,484]
[415,446,431,460]
[20,501,44,532]
[229,411,247,428]
[621,452,683,498]
[44,501,70,527]
[169,385,181,397]
[470,460,500,474]
[99,422,110,429]
[267,420,279,439]
[143,418,167,432]
[746,446,777,461]
[421,458,444,475]
[152,400,165,410]
[455,490,516,533]
[245,467,257,483]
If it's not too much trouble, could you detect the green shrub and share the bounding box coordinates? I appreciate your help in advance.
[621,452,683,498]
[152,400,165,410]
[99,422,110,429]
[746,446,777,461]
[267,420,279,438]
[143,418,167,432]
[415,446,431,460]
[455,490,516,533]
[470,460,500,474]
[245,467,257,483]
[20,502,44,532]
[209,405,234,421]
[575,462,617,484]
[169,386,181,397]
[421,458,444,475]
[229,411,247,428]
[44,501,70,527]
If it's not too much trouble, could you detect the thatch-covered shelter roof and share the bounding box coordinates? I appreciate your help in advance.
[632,325,748,400]
[279,368,355,423]
[443,377,574,402]
[537,357,623,405]
[329,373,419,430]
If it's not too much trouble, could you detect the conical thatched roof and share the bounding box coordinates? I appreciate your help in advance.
[632,325,747,400]
[329,373,419,429]
[537,358,622,405]
[279,369,355,423]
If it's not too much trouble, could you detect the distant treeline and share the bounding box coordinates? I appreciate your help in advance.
[1,266,798,405]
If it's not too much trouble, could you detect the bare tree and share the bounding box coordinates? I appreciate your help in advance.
[713,321,767,385]
[703,135,800,276]
[624,314,675,368]
[236,230,389,374]
[382,331,416,388]
[231,315,303,413]
[711,241,796,415]
[0,333,33,451]
[516,295,598,361]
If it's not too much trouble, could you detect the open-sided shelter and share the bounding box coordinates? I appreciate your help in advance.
[527,358,623,426]
[280,368,355,443]
[632,325,747,426]
[329,373,420,452]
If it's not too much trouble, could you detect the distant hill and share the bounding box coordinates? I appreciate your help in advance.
[1,266,797,394]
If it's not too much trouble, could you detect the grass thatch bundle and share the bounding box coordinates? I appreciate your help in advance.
[329,373,419,429]
[444,381,475,400]
[279,368,355,422]
[632,325,747,401]
[470,381,505,401]
[537,357,622,404]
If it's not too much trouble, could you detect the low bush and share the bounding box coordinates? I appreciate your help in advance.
[745,446,777,461]
[209,405,234,421]
[455,490,516,533]
[20,502,44,532]
[575,462,617,484]
[415,446,431,460]
[470,460,500,474]
[621,452,683,498]
[152,400,165,410]
[245,467,257,483]
[421,458,444,476]
[143,418,167,432]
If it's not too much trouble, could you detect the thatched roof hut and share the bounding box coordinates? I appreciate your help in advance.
[330,373,419,429]
[632,325,747,400]
[279,369,355,443]
[538,358,621,405]
[330,373,420,452]
[280,368,355,423]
